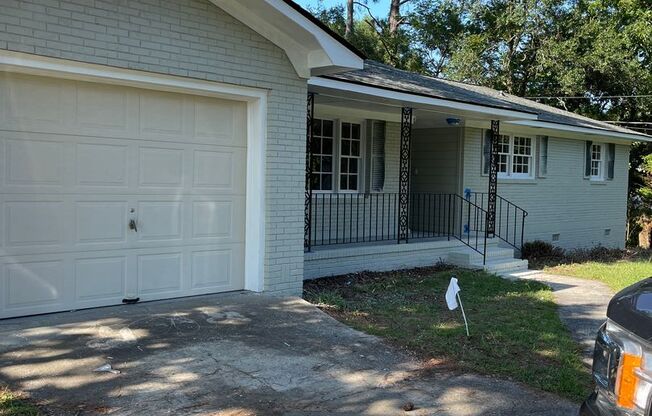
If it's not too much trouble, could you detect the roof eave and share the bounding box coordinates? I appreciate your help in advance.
[507,120,652,142]
[210,0,364,78]
[309,76,538,121]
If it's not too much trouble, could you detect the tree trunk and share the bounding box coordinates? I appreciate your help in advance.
[345,0,354,39]
[389,0,401,34]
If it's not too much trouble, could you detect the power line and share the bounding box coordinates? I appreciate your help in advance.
[526,94,652,99]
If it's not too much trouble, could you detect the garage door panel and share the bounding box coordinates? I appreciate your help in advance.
[5,259,65,310]
[193,97,247,145]
[191,249,232,290]
[5,201,65,247]
[74,256,126,303]
[191,198,245,242]
[136,201,183,242]
[75,201,127,245]
[139,91,186,137]
[6,139,64,186]
[1,74,67,128]
[76,83,129,132]
[137,252,183,297]
[138,146,185,188]
[76,143,129,187]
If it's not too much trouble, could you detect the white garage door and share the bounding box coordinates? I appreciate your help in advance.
[0,73,247,319]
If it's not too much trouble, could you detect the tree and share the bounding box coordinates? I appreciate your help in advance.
[345,0,354,39]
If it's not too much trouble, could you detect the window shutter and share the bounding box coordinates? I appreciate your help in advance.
[584,141,592,178]
[482,130,492,176]
[537,136,548,178]
[607,143,615,180]
[370,120,386,192]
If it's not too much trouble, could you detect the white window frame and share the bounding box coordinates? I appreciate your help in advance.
[338,121,363,193]
[497,134,536,179]
[311,118,366,194]
[590,143,605,181]
[310,118,336,193]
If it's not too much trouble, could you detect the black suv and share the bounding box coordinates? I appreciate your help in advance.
[581,278,652,416]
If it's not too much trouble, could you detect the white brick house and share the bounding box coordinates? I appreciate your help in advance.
[0,0,647,319]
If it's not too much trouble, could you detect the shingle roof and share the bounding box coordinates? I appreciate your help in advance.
[324,60,649,139]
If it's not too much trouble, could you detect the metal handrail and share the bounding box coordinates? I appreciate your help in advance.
[309,192,490,264]
[468,192,529,251]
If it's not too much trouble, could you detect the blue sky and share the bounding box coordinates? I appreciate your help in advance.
[294,0,390,18]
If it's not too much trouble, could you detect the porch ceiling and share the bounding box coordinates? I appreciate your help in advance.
[313,88,502,129]
[309,77,538,124]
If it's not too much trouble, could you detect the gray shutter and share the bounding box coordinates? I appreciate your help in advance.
[537,136,548,178]
[607,143,615,180]
[370,120,386,192]
[482,130,491,175]
[584,141,592,178]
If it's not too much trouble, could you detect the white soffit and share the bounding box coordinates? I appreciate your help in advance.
[309,77,538,121]
[506,120,652,143]
[210,0,364,78]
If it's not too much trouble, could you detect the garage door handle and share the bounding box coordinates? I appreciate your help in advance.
[129,219,138,232]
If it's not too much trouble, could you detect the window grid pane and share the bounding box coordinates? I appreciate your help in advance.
[591,144,602,177]
[497,135,510,173]
[311,119,334,191]
[340,122,361,191]
[511,136,532,175]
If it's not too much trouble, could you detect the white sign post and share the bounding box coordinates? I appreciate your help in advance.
[445,276,470,337]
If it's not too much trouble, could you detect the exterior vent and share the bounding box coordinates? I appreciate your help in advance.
[604,229,611,236]
[552,233,560,242]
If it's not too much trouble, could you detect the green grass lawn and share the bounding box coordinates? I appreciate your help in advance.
[0,388,39,416]
[544,256,652,292]
[304,267,590,402]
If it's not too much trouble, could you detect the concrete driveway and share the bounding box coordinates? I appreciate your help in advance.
[0,293,578,415]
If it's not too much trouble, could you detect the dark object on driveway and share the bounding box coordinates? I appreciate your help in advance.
[581,278,652,416]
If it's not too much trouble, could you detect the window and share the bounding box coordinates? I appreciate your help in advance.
[497,135,510,174]
[484,133,535,178]
[340,122,361,191]
[512,136,533,175]
[309,119,365,192]
[590,143,603,179]
[310,119,334,191]
[585,141,614,181]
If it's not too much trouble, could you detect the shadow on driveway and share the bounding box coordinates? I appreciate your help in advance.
[0,292,578,415]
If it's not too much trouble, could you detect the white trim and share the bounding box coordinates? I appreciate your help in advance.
[210,0,363,78]
[495,134,536,180]
[309,77,539,121]
[0,50,267,293]
[506,120,651,143]
[589,143,605,182]
[338,120,364,192]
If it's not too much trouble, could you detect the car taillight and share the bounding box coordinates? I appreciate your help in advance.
[600,320,652,414]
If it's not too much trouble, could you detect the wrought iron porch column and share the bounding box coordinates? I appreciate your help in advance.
[398,107,413,244]
[304,92,315,252]
[486,120,500,237]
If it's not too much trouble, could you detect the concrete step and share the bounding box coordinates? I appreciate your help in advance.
[498,268,537,281]
[474,258,529,273]
[447,246,516,266]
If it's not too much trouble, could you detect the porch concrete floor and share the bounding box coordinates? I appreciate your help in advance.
[0,292,578,415]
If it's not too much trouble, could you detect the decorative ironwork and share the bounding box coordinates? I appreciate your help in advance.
[309,192,489,264]
[398,107,413,243]
[486,120,500,236]
[304,92,315,251]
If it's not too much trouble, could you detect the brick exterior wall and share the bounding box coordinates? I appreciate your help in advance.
[0,0,307,295]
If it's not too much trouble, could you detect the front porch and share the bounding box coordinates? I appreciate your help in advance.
[304,237,527,279]
[303,81,529,277]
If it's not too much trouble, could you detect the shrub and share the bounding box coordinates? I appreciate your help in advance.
[522,240,565,260]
